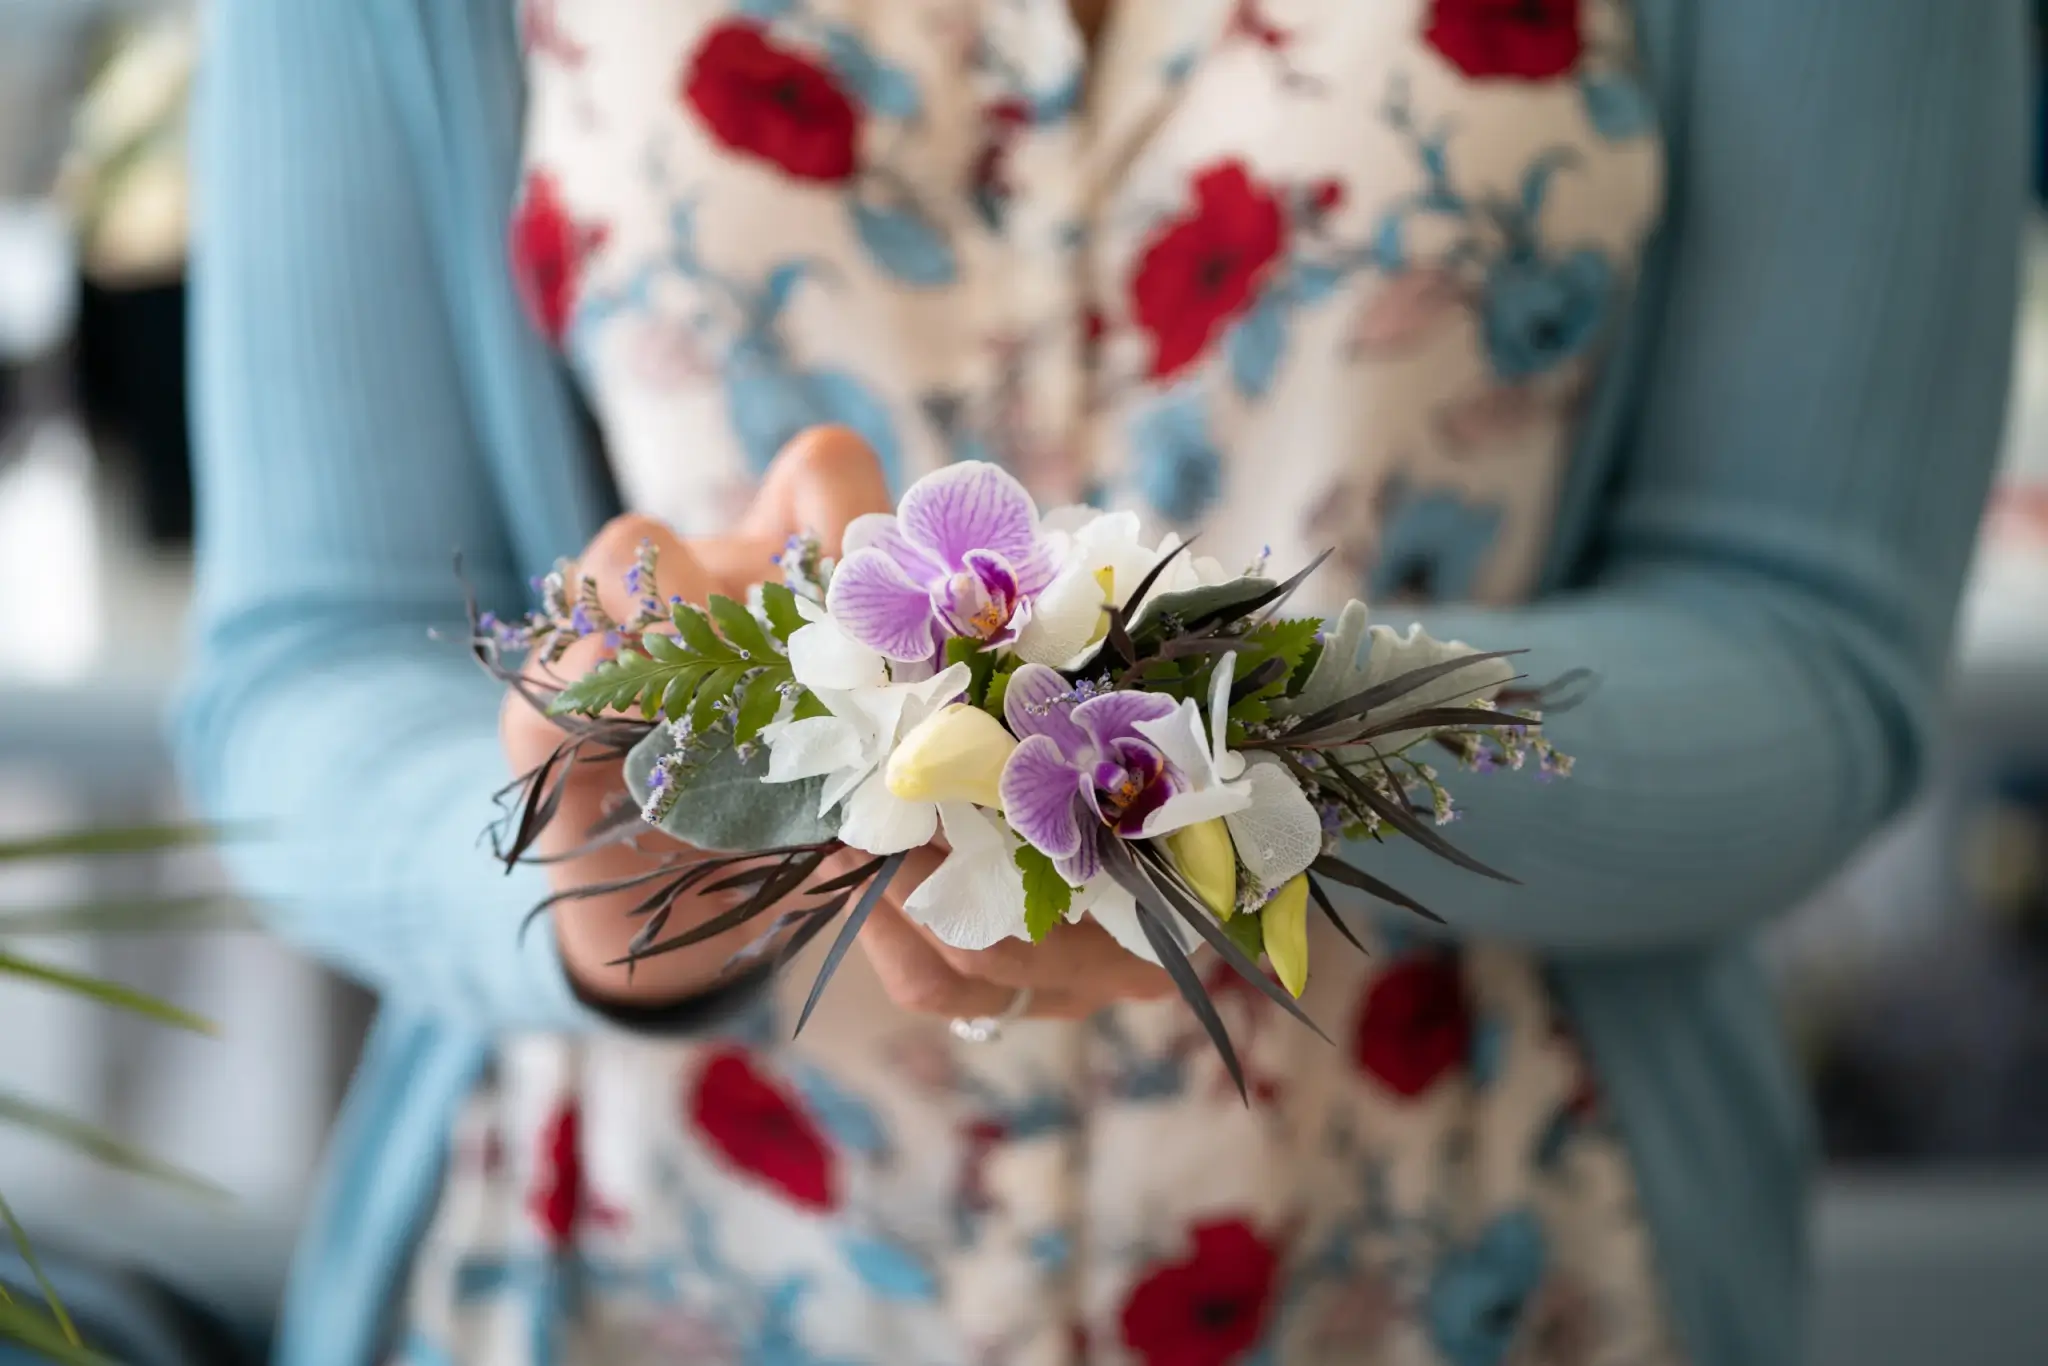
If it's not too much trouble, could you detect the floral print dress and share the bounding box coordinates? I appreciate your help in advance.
[397,2,1675,1363]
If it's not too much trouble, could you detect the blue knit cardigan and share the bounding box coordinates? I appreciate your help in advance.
[174,3,2027,1364]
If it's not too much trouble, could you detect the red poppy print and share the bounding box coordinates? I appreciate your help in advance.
[1352,954,1474,1098]
[527,1102,623,1247]
[508,171,608,346]
[688,1048,839,1213]
[1130,160,1287,381]
[682,20,861,184]
[1119,1218,1282,1366]
[1423,0,1583,81]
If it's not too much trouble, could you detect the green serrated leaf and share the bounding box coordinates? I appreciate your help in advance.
[733,673,785,745]
[758,582,809,642]
[983,660,1017,722]
[689,663,748,732]
[944,637,999,707]
[669,601,727,657]
[0,952,214,1036]
[1013,844,1072,943]
[708,595,777,659]
[791,690,832,722]
[1244,617,1321,678]
[550,648,714,719]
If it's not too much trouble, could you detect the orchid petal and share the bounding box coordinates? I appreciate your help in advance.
[1208,651,1244,782]
[1072,690,1180,754]
[763,715,865,787]
[1057,833,1102,886]
[901,661,973,714]
[842,512,941,579]
[901,804,1030,949]
[1224,755,1324,889]
[1131,700,1222,791]
[1013,566,1111,668]
[1138,781,1253,838]
[998,735,1085,859]
[1002,663,1089,753]
[896,461,1040,571]
[788,617,887,692]
[836,770,938,855]
[827,548,941,662]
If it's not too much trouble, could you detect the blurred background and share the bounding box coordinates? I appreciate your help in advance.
[2,1,2046,1363]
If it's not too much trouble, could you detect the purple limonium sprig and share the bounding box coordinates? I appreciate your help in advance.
[996,663,1190,884]
[825,462,1058,662]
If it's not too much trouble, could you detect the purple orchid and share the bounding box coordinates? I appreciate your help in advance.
[825,462,1059,663]
[996,663,1248,884]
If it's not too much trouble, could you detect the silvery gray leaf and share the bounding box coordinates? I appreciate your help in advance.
[624,727,839,853]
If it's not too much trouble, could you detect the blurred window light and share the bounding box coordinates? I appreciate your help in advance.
[0,415,102,684]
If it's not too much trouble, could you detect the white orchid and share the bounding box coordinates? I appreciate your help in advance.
[1014,510,1230,667]
[763,604,972,855]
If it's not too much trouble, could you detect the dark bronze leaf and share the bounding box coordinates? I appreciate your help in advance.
[796,851,906,1035]
[1306,875,1372,953]
[1309,855,1447,923]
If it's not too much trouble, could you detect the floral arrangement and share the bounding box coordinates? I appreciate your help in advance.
[476,462,1572,1089]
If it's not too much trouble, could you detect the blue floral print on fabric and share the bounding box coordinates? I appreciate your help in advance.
[575,203,904,485]
[1369,477,1504,602]
[1425,1209,1548,1366]
[1129,385,1225,524]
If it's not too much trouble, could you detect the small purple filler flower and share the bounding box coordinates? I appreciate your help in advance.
[997,663,1186,883]
[825,462,1058,662]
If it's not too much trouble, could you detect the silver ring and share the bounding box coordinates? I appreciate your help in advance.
[949,988,1032,1045]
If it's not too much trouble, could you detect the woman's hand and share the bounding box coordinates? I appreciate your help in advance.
[500,426,889,1008]
[846,844,1175,1022]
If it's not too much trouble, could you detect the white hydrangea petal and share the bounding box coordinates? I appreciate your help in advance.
[901,804,1030,950]
[1224,755,1325,889]
[836,771,938,855]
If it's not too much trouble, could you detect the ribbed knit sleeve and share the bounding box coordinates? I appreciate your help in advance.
[174,0,612,1029]
[1351,0,2027,952]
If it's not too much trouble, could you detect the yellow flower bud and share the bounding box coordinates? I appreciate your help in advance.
[884,703,1017,809]
[1263,874,1311,999]
[1085,566,1116,648]
[1163,818,1238,920]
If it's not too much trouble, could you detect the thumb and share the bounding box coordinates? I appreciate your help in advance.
[742,425,894,556]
